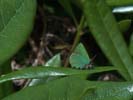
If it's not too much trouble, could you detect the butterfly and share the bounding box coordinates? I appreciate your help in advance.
[69,43,95,69]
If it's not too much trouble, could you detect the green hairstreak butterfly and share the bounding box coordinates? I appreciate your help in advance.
[69,43,95,69]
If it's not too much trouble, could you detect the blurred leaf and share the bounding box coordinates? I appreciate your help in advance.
[0,61,13,99]
[0,67,117,84]
[80,0,133,80]
[2,77,133,100]
[70,43,90,69]
[58,0,77,25]
[113,6,133,13]
[45,54,61,67]
[106,0,133,7]
[29,54,61,86]
[0,0,36,65]
[118,19,131,33]
[70,0,133,11]
[129,33,133,57]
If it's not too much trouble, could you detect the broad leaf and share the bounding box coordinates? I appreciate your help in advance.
[0,0,36,65]
[0,67,117,84]
[2,77,133,100]
[80,0,133,80]
[70,43,90,69]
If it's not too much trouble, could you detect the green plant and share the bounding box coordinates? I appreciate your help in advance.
[0,0,133,100]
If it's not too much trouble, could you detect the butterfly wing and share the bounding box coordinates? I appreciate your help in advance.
[70,43,90,69]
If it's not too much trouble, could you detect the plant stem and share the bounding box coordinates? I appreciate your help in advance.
[64,16,85,67]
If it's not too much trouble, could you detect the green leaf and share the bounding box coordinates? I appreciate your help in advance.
[129,33,133,57]
[71,0,133,9]
[70,43,90,69]
[0,67,117,84]
[0,0,36,65]
[45,53,61,67]
[106,0,133,7]
[28,54,61,86]
[80,0,133,80]
[0,61,13,99]
[118,19,131,33]
[2,77,133,100]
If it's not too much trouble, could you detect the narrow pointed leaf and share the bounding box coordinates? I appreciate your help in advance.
[2,77,133,100]
[80,0,133,80]
[0,67,117,84]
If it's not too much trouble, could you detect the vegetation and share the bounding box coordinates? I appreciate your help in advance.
[0,0,133,99]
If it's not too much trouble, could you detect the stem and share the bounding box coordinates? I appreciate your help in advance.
[64,16,85,67]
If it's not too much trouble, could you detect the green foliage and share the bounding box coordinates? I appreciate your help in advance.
[0,0,36,66]
[0,0,133,99]
[0,66,116,84]
[118,19,131,33]
[28,53,61,86]
[2,77,133,100]
[129,33,133,56]
[80,0,133,80]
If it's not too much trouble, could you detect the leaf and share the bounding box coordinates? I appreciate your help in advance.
[0,61,13,99]
[0,66,117,84]
[118,19,131,33]
[70,43,90,69]
[2,77,133,100]
[0,0,36,65]
[129,33,133,57]
[70,0,133,11]
[106,0,133,7]
[45,53,61,67]
[80,0,133,80]
[28,54,61,86]
[113,6,133,13]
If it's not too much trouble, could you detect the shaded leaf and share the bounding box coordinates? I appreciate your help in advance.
[80,0,133,80]
[70,0,133,12]
[0,0,36,65]
[0,67,117,84]
[106,0,133,7]
[129,33,133,57]
[2,77,133,100]
[118,19,131,33]
[70,43,90,69]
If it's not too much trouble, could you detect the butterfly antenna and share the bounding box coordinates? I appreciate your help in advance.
[90,55,97,62]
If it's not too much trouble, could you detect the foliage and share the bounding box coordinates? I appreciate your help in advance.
[0,0,133,99]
